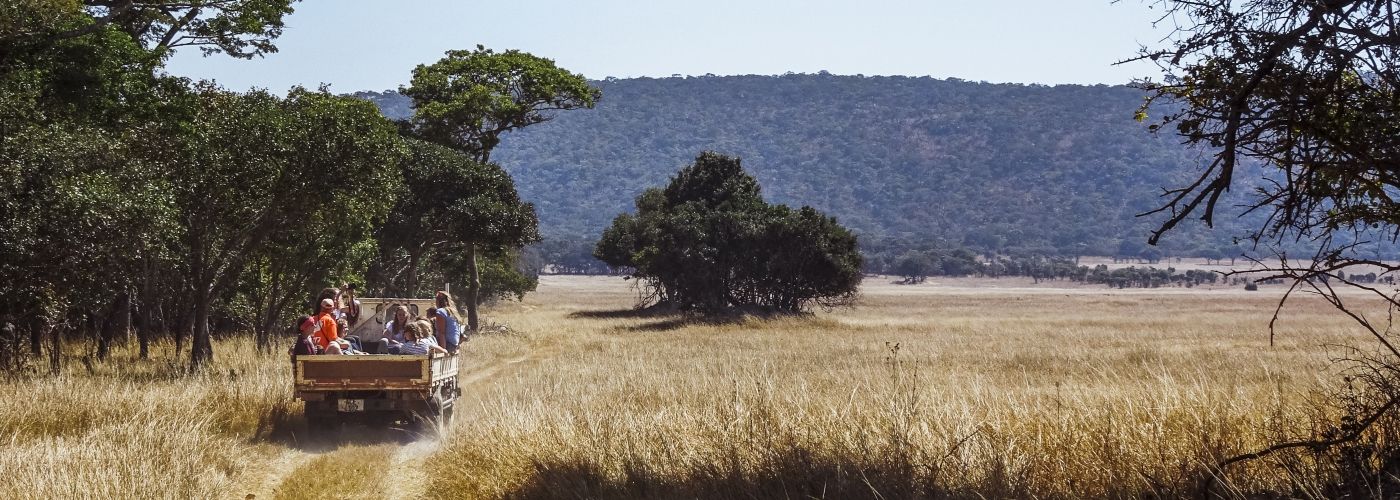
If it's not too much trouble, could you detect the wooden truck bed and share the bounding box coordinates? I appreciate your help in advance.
[294,355,458,392]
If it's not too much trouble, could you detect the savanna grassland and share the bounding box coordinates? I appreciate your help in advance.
[0,276,1378,499]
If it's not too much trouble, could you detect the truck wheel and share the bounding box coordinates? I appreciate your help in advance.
[406,411,435,435]
[441,405,455,428]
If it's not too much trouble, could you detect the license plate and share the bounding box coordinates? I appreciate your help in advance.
[337,399,365,412]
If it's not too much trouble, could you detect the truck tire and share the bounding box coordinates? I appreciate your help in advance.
[441,404,455,428]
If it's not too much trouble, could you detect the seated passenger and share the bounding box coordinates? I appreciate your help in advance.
[383,305,411,354]
[400,322,446,356]
[292,315,322,356]
[434,291,463,354]
[413,319,439,346]
[313,298,340,352]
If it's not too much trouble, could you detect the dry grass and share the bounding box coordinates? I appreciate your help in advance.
[425,276,1373,499]
[0,276,1382,499]
[274,444,396,499]
[0,336,295,499]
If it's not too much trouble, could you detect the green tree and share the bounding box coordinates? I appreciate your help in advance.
[2,0,297,59]
[893,251,934,284]
[374,139,540,317]
[402,46,597,331]
[595,152,861,313]
[1128,0,1400,489]
[150,86,400,369]
[0,8,178,371]
[403,45,600,163]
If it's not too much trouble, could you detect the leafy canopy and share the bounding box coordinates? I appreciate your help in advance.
[402,45,600,162]
[596,152,861,313]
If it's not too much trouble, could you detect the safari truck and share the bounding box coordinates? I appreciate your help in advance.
[293,297,460,435]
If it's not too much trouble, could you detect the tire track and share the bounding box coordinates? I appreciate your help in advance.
[260,342,557,499]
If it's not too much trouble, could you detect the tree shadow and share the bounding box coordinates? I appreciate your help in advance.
[574,307,802,333]
[566,306,678,320]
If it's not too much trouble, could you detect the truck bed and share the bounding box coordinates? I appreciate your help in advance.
[294,354,458,391]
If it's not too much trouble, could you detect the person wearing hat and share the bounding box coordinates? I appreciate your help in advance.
[313,298,347,354]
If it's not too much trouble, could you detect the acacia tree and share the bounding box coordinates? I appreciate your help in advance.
[1129,0,1400,491]
[402,46,597,331]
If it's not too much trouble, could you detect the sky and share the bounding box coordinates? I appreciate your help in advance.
[164,0,1173,93]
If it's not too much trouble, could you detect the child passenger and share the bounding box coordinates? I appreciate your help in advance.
[400,322,447,356]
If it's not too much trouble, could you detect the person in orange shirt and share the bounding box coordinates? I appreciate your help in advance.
[315,298,344,354]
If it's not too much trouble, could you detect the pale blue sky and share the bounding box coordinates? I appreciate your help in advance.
[165,1,1170,92]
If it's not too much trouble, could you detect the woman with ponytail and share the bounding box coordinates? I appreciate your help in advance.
[433,291,463,354]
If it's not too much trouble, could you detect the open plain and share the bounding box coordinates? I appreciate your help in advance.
[0,275,1379,499]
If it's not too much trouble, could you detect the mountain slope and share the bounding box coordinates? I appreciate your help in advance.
[355,74,1256,258]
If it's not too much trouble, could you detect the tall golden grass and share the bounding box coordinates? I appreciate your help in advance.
[425,277,1371,499]
[0,336,295,499]
[0,277,1381,499]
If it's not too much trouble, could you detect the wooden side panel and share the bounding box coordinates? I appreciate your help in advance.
[304,359,421,379]
[295,355,430,390]
[431,355,459,384]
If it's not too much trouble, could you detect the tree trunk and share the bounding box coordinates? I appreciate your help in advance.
[407,247,421,298]
[97,292,128,361]
[137,259,153,360]
[97,306,112,361]
[190,295,213,370]
[176,301,192,359]
[466,244,480,333]
[48,319,61,375]
[29,315,41,356]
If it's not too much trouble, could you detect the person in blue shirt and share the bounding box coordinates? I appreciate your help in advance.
[433,291,463,354]
[399,322,446,356]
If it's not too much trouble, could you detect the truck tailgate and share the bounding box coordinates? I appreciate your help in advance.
[295,355,430,390]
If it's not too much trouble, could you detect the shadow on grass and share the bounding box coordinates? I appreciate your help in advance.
[260,406,430,453]
[499,454,973,500]
[566,306,679,320]
[572,307,812,333]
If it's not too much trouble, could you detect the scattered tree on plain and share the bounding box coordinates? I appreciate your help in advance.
[595,152,862,313]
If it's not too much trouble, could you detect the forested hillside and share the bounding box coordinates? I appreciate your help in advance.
[354,74,1270,267]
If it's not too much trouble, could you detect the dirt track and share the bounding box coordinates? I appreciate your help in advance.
[241,341,549,500]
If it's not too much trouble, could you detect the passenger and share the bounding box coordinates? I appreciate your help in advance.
[340,283,362,327]
[424,307,439,340]
[412,319,438,347]
[400,321,447,356]
[313,288,362,352]
[292,315,322,355]
[382,305,410,354]
[313,298,343,353]
[313,288,339,315]
[433,291,463,354]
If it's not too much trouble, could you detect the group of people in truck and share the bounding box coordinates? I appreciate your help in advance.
[292,286,462,356]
